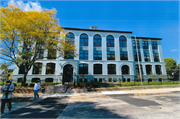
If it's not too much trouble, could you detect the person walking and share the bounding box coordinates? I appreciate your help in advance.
[33,80,40,100]
[1,80,15,114]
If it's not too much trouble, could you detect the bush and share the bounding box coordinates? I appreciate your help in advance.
[113,78,117,82]
[29,84,34,87]
[24,83,28,86]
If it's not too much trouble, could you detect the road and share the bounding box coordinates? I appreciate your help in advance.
[58,93,180,119]
[2,93,180,119]
[1,96,69,118]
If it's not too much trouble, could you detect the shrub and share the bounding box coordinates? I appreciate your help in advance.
[29,84,34,87]
[113,78,117,82]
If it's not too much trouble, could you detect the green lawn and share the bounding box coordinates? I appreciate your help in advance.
[68,81,180,88]
[1,81,179,88]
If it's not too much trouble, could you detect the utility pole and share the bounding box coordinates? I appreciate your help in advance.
[134,35,143,85]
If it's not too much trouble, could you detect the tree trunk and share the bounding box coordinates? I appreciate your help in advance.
[22,72,28,86]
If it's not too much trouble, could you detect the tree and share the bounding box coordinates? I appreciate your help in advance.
[0,5,77,85]
[0,62,14,80]
[164,58,178,76]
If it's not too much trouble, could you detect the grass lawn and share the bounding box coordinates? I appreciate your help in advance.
[68,81,180,88]
[1,81,179,89]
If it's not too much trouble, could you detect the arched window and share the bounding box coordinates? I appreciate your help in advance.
[135,64,143,75]
[32,63,42,74]
[79,64,88,74]
[93,34,101,47]
[94,64,102,74]
[66,32,74,45]
[146,65,152,75]
[119,36,127,48]
[32,78,40,82]
[80,34,88,46]
[107,35,114,47]
[65,32,75,59]
[46,63,55,74]
[155,65,162,74]
[121,65,129,75]
[108,64,116,74]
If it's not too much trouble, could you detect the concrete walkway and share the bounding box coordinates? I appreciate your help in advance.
[0,87,180,117]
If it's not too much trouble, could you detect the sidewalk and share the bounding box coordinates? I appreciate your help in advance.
[1,87,180,116]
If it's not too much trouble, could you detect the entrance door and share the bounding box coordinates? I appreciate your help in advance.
[63,64,73,85]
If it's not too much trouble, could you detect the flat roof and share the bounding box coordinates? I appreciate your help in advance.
[131,36,162,40]
[62,27,133,34]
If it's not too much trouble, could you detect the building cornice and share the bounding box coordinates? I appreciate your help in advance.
[131,36,162,40]
[62,27,133,34]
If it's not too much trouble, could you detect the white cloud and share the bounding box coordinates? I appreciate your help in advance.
[171,49,177,52]
[8,0,42,11]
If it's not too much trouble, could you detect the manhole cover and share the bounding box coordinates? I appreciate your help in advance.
[147,105,161,109]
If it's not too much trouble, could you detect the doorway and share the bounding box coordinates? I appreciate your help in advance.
[63,64,73,85]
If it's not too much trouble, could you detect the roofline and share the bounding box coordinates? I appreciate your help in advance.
[62,27,133,34]
[131,36,162,40]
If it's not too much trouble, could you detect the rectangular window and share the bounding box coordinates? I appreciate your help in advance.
[99,78,102,82]
[19,64,25,74]
[146,65,152,75]
[152,41,158,50]
[94,39,101,47]
[144,51,150,62]
[107,51,115,60]
[133,40,140,49]
[32,63,42,74]
[142,41,148,49]
[46,63,55,74]
[155,65,162,74]
[107,39,114,47]
[134,51,141,61]
[47,49,56,59]
[79,64,88,74]
[120,40,127,47]
[93,51,102,60]
[80,38,88,46]
[153,52,159,62]
[80,50,88,60]
[120,51,128,60]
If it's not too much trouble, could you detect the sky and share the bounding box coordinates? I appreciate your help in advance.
[1,0,179,64]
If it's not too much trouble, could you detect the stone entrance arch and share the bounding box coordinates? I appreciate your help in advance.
[63,64,73,85]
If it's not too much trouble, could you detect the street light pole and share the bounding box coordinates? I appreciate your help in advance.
[134,35,143,85]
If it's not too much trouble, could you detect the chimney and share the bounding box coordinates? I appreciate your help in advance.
[90,26,98,30]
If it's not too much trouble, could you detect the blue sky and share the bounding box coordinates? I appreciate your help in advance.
[1,0,180,64]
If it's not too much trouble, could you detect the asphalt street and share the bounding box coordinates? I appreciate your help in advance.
[1,96,69,118]
[1,93,180,119]
[58,93,180,119]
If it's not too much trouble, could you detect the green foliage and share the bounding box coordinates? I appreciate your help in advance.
[164,58,178,75]
[0,62,13,79]
[0,5,77,85]
[113,78,117,82]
